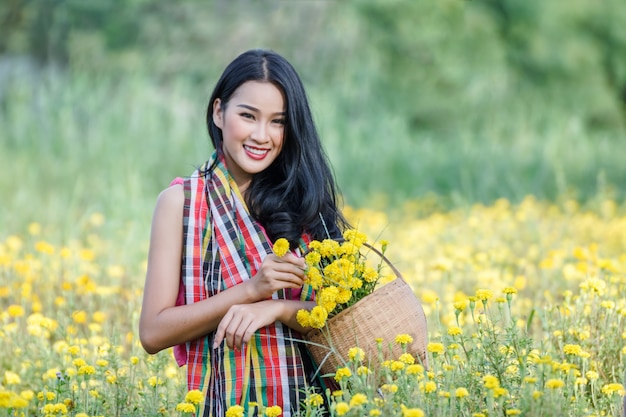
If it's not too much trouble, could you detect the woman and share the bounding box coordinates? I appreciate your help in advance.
[139,49,347,416]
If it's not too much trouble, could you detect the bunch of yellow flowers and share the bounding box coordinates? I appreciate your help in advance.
[273,230,386,329]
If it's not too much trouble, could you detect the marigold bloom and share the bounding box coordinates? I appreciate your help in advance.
[7,305,25,317]
[185,389,203,405]
[348,347,365,362]
[335,402,350,416]
[395,334,413,345]
[265,405,282,417]
[453,301,467,312]
[334,367,352,382]
[401,406,425,417]
[475,289,493,301]
[427,342,445,355]
[176,403,196,413]
[349,393,368,407]
[483,375,500,389]
[225,405,245,417]
[4,370,21,385]
[398,353,415,364]
[455,387,469,398]
[424,381,437,393]
[272,238,290,257]
[447,326,462,336]
[307,393,324,406]
[546,379,565,389]
[601,383,625,396]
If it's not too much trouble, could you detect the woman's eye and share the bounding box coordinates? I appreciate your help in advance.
[240,112,254,119]
[273,119,286,125]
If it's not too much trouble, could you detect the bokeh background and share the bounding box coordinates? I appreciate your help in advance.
[1,0,625,241]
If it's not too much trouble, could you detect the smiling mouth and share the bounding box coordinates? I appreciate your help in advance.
[244,145,269,157]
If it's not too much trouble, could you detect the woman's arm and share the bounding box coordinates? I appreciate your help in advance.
[213,299,316,350]
[138,185,308,354]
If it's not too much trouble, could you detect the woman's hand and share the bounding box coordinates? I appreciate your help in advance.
[213,300,282,350]
[246,253,306,300]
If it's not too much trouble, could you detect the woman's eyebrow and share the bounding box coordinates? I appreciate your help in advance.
[236,103,285,116]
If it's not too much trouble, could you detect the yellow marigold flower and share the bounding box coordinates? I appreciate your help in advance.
[493,387,508,398]
[370,410,382,416]
[349,393,368,407]
[427,342,445,355]
[72,310,88,324]
[225,404,245,417]
[424,381,437,393]
[523,376,537,384]
[148,376,163,387]
[7,305,25,317]
[447,326,462,336]
[307,393,324,406]
[563,344,582,356]
[334,367,352,382]
[4,371,21,385]
[390,361,405,372]
[506,410,522,416]
[362,267,378,283]
[401,406,425,417]
[546,379,565,389]
[185,389,203,405]
[89,389,99,398]
[77,365,95,375]
[272,238,290,257]
[106,374,117,384]
[579,278,606,296]
[265,405,282,417]
[483,375,500,389]
[357,366,371,376]
[398,353,415,364]
[475,289,493,301]
[586,371,599,380]
[73,358,87,367]
[92,311,107,324]
[309,305,328,329]
[395,334,413,345]
[176,402,196,413]
[455,387,469,398]
[348,347,365,362]
[95,359,108,367]
[76,413,90,417]
[35,241,54,255]
[407,364,424,375]
[296,309,311,327]
[601,383,625,396]
[381,384,398,394]
[335,401,350,415]
[576,377,588,385]
[20,390,34,401]
[473,414,486,417]
[453,301,467,312]
[130,356,140,365]
[503,287,517,295]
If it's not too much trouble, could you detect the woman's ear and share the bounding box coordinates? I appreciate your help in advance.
[212,98,224,129]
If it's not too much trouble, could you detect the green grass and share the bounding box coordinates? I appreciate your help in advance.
[0,70,624,245]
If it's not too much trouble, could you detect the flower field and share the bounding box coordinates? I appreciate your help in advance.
[1,197,625,416]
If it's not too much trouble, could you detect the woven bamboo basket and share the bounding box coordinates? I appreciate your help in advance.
[304,244,428,377]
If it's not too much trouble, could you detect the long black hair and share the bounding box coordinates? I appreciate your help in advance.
[205,49,349,248]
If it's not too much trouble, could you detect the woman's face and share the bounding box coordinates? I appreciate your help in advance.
[212,81,286,193]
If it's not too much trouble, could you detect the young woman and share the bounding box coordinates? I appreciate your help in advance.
[139,49,347,416]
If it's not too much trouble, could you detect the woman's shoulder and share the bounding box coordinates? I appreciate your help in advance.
[155,180,185,211]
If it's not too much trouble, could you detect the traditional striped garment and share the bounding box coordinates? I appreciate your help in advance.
[177,153,315,417]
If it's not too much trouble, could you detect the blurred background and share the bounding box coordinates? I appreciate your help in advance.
[1,0,625,243]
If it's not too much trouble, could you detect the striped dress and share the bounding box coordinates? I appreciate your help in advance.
[175,154,316,417]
